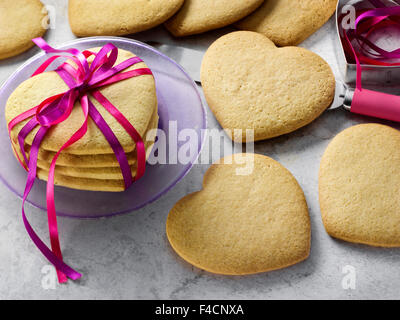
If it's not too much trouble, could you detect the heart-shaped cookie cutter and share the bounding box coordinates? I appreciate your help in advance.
[331,0,400,122]
[336,0,400,87]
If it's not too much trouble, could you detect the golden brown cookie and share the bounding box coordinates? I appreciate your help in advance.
[201,31,335,142]
[14,105,159,168]
[0,0,48,60]
[37,162,138,181]
[69,0,184,36]
[34,143,154,180]
[12,140,155,179]
[6,48,157,155]
[36,168,126,192]
[319,124,400,247]
[167,153,311,275]
[236,0,337,46]
[165,0,263,37]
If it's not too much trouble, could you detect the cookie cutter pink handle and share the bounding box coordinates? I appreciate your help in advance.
[351,89,400,123]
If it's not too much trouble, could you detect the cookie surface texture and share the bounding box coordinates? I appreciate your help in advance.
[69,0,184,36]
[167,153,311,275]
[0,0,47,60]
[6,48,157,155]
[319,124,400,248]
[236,0,337,46]
[201,31,335,142]
[165,0,264,37]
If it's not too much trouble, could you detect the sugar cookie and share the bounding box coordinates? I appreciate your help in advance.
[34,143,155,180]
[165,0,263,37]
[201,31,335,142]
[37,162,138,181]
[167,153,311,275]
[319,124,400,247]
[69,0,184,37]
[15,106,159,168]
[36,168,126,192]
[0,0,47,60]
[236,0,337,46]
[6,48,157,155]
[12,140,155,179]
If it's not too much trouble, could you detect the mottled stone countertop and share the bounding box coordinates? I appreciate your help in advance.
[0,0,399,300]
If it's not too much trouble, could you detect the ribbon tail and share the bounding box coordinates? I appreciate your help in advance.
[23,127,81,282]
[45,95,90,283]
[46,160,68,283]
[32,127,67,283]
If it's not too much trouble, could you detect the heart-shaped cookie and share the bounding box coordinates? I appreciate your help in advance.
[319,124,400,247]
[236,0,337,46]
[13,105,159,168]
[6,48,157,155]
[68,0,184,36]
[167,153,311,275]
[201,31,335,142]
[0,0,47,60]
[165,0,264,37]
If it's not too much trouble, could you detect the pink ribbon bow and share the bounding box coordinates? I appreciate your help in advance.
[8,38,153,283]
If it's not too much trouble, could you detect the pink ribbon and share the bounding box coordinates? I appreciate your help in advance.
[8,38,153,283]
[339,0,400,90]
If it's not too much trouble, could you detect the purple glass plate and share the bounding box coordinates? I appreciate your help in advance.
[0,37,207,219]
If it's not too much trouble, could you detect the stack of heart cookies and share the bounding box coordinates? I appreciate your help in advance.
[5,48,159,192]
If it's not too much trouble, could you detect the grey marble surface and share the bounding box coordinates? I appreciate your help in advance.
[1,0,400,300]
